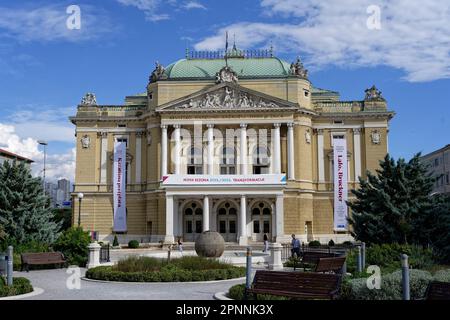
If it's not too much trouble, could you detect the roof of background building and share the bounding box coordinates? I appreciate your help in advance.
[420,144,450,159]
[0,148,34,163]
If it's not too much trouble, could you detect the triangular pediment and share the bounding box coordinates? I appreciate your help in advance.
[156,82,299,113]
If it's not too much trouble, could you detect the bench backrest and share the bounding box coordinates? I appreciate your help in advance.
[252,270,341,295]
[314,256,346,273]
[21,252,65,263]
[302,251,336,264]
[425,281,450,300]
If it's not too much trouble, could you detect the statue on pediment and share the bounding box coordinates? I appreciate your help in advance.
[290,57,308,78]
[238,93,251,108]
[365,85,385,101]
[149,61,167,83]
[215,66,238,84]
[81,93,97,106]
[223,87,235,108]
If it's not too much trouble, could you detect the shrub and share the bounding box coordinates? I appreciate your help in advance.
[341,269,433,300]
[346,243,435,274]
[53,227,91,267]
[342,241,354,247]
[86,256,246,282]
[113,235,119,247]
[128,240,139,249]
[308,240,321,247]
[0,277,33,297]
[328,239,335,246]
[433,269,450,282]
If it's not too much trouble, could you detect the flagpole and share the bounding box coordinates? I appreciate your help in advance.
[225,31,229,67]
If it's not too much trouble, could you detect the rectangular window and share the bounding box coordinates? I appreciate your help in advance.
[435,158,439,166]
[220,166,236,175]
[195,220,202,234]
[186,221,192,234]
[263,221,270,234]
[188,166,203,175]
[253,220,260,233]
[446,173,449,185]
[219,221,226,233]
[229,220,236,234]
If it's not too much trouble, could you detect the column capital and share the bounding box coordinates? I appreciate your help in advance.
[240,123,248,129]
[135,131,145,137]
[206,124,214,129]
[353,128,361,134]
[287,122,295,128]
[97,131,107,137]
[161,124,168,129]
[273,123,281,128]
[173,124,181,129]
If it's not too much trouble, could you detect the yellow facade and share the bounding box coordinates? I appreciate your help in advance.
[71,53,394,244]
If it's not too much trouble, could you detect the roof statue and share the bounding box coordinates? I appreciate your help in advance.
[215,66,239,84]
[364,85,385,101]
[290,57,308,78]
[149,61,168,83]
[81,93,97,106]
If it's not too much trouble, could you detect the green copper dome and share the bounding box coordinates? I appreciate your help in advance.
[164,57,292,80]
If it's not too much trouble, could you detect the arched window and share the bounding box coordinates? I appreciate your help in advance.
[253,146,270,174]
[187,147,203,175]
[220,147,236,175]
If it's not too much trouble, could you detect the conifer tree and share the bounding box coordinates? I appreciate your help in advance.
[348,153,435,245]
[0,160,61,244]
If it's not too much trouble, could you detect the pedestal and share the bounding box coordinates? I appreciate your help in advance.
[86,242,101,269]
[268,242,283,270]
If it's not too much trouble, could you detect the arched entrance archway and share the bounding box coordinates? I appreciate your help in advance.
[182,201,203,241]
[216,200,238,242]
[250,201,272,241]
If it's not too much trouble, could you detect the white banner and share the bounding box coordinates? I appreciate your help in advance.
[162,174,287,186]
[113,141,127,232]
[333,138,348,231]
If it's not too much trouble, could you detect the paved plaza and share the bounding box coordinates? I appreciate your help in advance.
[13,268,245,300]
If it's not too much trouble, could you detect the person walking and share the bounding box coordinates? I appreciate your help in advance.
[177,237,183,255]
[291,234,301,258]
[263,234,269,253]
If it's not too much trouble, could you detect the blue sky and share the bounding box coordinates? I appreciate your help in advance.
[0,0,449,182]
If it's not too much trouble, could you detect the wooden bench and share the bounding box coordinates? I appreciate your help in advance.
[314,256,346,274]
[21,252,66,272]
[424,281,450,300]
[246,270,342,300]
[297,251,337,271]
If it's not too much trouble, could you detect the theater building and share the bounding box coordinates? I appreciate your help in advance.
[70,47,394,244]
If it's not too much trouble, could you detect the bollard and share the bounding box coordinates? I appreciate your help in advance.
[244,247,252,300]
[167,245,172,262]
[357,245,362,273]
[7,246,13,286]
[361,242,366,271]
[401,254,410,300]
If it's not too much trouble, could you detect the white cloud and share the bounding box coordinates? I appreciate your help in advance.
[116,0,170,21]
[0,4,114,43]
[0,124,75,182]
[183,1,207,10]
[195,0,450,82]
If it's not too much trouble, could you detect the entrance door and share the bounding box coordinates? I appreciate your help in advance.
[183,202,203,242]
[217,202,237,242]
[251,202,272,241]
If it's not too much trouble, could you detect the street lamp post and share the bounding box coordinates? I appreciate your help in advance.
[77,192,84,227]
[37,140,48,195]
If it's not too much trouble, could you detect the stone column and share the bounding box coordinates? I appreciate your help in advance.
[161,125,168,178]
[174,124,181,175]
[275,195,284,242]
[353,128,362,180]
[135,131,142,184]
[268,242,283,270]
[100,132,108,184]
[203,195,210,232]
[86,242,101,269]
[273,123,281,174]
[207,124,214,175]
[287,123,295,180]
[240,124,248,175]
[164,195,174,243]
[317,129,325,182]
[239,195,247,245]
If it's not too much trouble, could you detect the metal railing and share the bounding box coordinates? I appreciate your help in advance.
[281,243,355,262]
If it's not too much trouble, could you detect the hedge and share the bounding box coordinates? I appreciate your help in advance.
[0,277,33,297]
[86,265,245,282]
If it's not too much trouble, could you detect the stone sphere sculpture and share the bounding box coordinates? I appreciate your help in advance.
[195,231,225,258]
